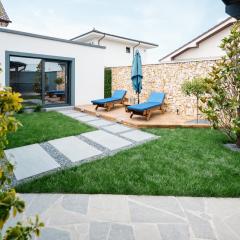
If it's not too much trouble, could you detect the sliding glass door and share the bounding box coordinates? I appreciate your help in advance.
[44,61,68,106]
[9,56,70,107]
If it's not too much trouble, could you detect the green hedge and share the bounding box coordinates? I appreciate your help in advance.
[104,68,112,98]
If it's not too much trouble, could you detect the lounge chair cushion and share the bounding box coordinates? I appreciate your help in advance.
[92,97,121,104]
[127,102,161,112]
[112,90,127,99]
[47,90,65,95]
[147,92,165,103]
[127,92,165,112]
[91,90,126,105]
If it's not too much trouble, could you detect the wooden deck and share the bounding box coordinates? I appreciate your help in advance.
[75,104,210,128]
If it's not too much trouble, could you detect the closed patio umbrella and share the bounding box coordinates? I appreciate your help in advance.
[131,50,143,104]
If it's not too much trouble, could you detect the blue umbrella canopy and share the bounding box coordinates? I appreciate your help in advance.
[131,50,143,103]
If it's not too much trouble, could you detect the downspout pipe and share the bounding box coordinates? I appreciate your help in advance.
[98,33,106,45]
[133,41,141,58]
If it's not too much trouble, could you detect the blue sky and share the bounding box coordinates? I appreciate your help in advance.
[3,0,228,62]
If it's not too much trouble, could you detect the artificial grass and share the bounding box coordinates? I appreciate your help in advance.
[7,111,95,149]
[16,128,240,197]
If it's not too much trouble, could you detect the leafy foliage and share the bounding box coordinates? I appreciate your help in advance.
[181,77,207,122]
[104,68,112,98]
[181,78,206,97]
[200,21,240,147]
[0,66,44,239]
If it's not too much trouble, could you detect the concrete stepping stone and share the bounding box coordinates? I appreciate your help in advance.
[82,130,132,151]
[58,110,78,115]
[63,111,87,118]
[102,124,132,133]
[75,115,99,122]
[5,144,60,180]
[120,130,156,142]
[89,119,114,127]
[48,136,102,163]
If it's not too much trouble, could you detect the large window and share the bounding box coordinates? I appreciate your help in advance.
[9,55,71,107]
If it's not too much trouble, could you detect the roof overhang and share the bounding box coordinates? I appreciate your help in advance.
[222,0,240,19]
[0,28,105,49]
[159,17,236,62]
[71,30,158,49]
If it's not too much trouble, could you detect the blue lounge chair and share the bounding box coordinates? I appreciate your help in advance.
[92,90,127,111]
[127,92,165,120]
[47,90,65,100]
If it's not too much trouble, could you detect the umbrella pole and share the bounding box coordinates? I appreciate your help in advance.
[138,93,140,104]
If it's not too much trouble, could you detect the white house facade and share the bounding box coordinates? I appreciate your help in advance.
[71,29,158,67]
[159,17,236,63]
[0,28,105,107]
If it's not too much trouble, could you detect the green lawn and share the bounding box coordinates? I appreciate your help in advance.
[7,111,95,149]
[16,128,240,197]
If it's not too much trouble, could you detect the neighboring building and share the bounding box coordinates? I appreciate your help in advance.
[71,29,158,67]
[159,17,236,63]
[0,0,11,27]
[0,28,105,107]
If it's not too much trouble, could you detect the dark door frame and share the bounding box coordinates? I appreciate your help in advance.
[5,51,75,107]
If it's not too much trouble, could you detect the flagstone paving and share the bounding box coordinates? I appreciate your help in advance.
[3,194,240,240]
[4,109,240,239]
[4,109,156,182]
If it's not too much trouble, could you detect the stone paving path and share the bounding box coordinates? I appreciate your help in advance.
[3,194,240,240]
[4,109,157,182]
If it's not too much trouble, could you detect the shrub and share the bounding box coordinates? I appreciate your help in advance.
[181,77,207,123]
[0,67,44,239]
[104,68,112,98]
[200,21,240,147]
[34,104,42,112]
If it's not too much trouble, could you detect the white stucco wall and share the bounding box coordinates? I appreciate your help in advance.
[101,39,148,67]
[77,38,149,67]
[0,31,105,105]
[174,26,232,61]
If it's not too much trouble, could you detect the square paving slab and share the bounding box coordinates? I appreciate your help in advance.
[5,144,60,180]
[75,115,99,122]
[63,111,87,118]
[82,130,132,150]
[58,110,78,115]
[102,124,132,134]
[89,119,114,127]
[48,136,102,162]
[120,130,156,142]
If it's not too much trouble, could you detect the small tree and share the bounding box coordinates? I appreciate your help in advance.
[200,21,240,147]
[181,77,206,123]
[0,66,44,239]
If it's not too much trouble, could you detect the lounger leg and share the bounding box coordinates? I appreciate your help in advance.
[95,105,99,111]
[130,112,134,118]
[106,103,112,112]
[147,111,152,121]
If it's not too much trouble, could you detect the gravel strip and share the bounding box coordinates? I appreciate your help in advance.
[77,135,110,153]
[40,142,72,167]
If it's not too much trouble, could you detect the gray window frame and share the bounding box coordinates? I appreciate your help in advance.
[5,51,75,107]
